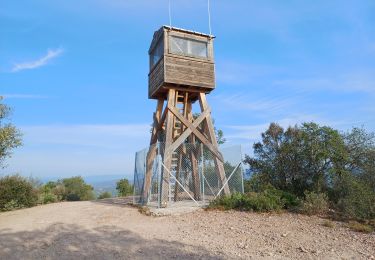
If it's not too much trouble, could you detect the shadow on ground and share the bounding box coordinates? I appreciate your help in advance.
[0,223,224,260]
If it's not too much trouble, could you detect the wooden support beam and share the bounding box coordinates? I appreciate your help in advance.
[141,144,158,203]
[198,93,231,196]
[150,99,164,145]
[142,99,164,204]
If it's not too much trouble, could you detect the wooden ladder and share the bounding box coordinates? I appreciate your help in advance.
[171,91,189,201]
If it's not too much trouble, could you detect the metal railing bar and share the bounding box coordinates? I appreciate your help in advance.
[214,162,242,199]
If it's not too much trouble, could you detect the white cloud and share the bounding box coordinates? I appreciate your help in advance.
[11,48,64,72]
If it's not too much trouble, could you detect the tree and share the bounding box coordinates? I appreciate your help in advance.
[0,97,22,167]
[244,122,348,196]
[60,176,95,201]
[244,122,375,220]
[116,178,133,197]
[343,127,375,191]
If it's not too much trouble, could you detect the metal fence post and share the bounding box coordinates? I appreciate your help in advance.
[157,143,162,208]
[240,145,245,193]
[201,143,205,203]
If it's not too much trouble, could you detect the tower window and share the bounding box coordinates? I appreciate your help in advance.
[150,39,164,67]
[169,36,208,59]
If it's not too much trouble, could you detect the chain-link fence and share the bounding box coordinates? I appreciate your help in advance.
[133,143,244,208]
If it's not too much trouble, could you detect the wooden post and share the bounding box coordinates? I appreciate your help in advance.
[198,93,230,195]
[142,99,164,204]
[160,89,176,207]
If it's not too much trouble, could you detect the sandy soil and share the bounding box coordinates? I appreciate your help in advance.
[0,200,374,259]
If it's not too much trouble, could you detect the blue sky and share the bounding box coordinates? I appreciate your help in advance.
[1,0,374,179]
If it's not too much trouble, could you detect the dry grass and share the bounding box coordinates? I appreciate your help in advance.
[322,220,335,228]
[348,221,373,233]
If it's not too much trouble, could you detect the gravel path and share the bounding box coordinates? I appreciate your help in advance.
[0,201,374,259]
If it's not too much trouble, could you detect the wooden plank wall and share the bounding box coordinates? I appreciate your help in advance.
[148,58,165,98]
[164,55,215,89]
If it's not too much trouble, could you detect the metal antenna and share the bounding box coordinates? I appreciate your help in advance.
[168,0,172,28]
[207,0,212,36]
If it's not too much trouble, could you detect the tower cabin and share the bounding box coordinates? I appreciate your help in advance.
[148,26,215,100]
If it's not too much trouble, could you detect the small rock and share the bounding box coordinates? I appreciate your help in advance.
[299,246,308,253]
[281,233,288,237]
[369,255,374,259]
[229,227,234,230]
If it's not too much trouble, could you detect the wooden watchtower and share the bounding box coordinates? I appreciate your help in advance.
[142,26,230,206]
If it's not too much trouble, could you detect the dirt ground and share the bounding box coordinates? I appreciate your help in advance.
[0,200,374,260]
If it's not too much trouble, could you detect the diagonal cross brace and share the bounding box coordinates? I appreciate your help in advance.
[168,106,224,162]
[165,106,224,162]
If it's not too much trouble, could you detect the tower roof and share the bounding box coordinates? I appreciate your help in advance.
[162,25,215,38]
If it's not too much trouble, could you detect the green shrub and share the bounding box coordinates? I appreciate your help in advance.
[0,175,38,212]
[41,192,57,204]
[38,182,58,204]
[2,199,22,211]
[334,175,375,220]
[51,184,66,201]
[300,191,329,215]
[209,193,245,210]
[38,177,95,203]
[209,187,298,212]
[247,191,284,211]
[61,176,95,201]
[263,187,301,210]
[97,191,112,199]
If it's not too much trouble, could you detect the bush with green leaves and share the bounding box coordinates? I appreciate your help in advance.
[0,175,38,211]
[300,191,329,215]
[97,191,112,199]
[116,178,133,197]
[209,186,300,212]
[333,174,375,220]
[60,176,95,201]
[38,177,94,202]
[40,192,57,204]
